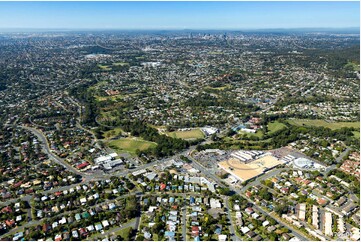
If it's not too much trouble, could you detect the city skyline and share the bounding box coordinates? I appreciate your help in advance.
[0,1,359,30]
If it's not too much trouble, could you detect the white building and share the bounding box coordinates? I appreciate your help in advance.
[312,205,319,229]
[324,212,333,236]
[210,198,222,208]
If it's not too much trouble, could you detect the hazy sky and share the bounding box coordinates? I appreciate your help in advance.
[0,1,359,29]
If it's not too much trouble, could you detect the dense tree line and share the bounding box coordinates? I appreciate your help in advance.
[69,79,99,126]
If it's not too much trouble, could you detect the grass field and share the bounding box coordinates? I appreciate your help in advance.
[113,62,129,66]
[113,226,134,239]
[108,137,157,154]
[287,119,360,130]
[98,64,112,71]
[238,130,264,138]
[166,129,205,139]
[98,62,129,71]
[352,131,360,139]
[95,94,124,102]
[267,121,287,134]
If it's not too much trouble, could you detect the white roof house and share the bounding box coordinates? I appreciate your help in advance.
[86,225,95,232]
[218,235,227,241]
[241,227,250,234]
[210,198,222,209]
[102,220,110,227]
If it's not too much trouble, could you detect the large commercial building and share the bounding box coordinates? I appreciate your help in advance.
[218,153,284,182]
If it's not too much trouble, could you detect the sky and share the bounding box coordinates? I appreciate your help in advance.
[0,1,359,30]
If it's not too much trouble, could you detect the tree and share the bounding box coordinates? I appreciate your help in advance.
[218,187,232,196]
[264,180,274,188]
[122,227,133,241]
[259,188,273,201]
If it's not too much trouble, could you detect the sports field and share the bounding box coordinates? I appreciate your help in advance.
[166,129,204,140]
[287,119,360,130]
[108,137,157,154]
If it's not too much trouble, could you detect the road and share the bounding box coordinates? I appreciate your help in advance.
[89,217,140,240]
[186,155,310,241]
[75,122,101,149]
[1,192,142,239]
[10,122,349,241]
[16,125,170,181]
[224,196,242,241]
[324,147,351,174]
[20,125,84,176]
[181,206,187,241]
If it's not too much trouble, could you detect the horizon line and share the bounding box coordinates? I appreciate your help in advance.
[0,27,360,32]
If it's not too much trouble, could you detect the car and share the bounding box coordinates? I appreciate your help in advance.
[100,230,105,234]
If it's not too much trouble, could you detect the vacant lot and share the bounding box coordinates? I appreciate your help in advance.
[108,137,157,154]
[288,119,360,130]
[166,129,204,140]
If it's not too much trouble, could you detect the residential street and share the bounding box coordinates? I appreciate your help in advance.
[186,155,310,241]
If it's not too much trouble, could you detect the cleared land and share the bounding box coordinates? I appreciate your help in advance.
[287,119,360,130]
[108,137,157,154]
[166,129,204,140]
[219,155,283,182]
[267,121,287,134]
